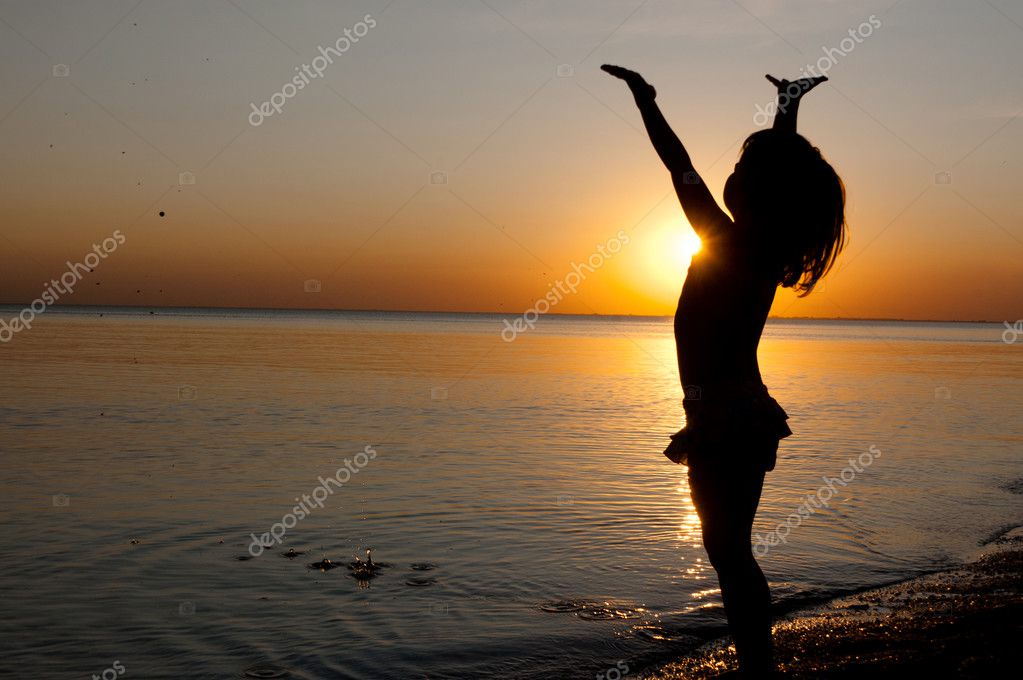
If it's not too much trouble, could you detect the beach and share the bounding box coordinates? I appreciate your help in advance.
[643,526,1023,679]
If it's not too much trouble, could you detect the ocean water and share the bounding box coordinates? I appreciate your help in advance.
[1,308,1021,679]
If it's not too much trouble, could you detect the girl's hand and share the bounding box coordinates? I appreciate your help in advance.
[602,64,656,100]
[765,74,828,101]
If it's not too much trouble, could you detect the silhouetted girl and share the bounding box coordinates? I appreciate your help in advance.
[603,65,846,676]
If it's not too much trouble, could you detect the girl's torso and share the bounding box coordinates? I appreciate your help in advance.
[674,233,778,392]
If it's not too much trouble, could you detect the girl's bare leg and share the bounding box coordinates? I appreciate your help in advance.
[688,460,773,674]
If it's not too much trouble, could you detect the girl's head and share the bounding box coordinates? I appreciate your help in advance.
[723,129,846,296]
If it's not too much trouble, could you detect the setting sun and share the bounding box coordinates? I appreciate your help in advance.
[605,218,705,314]
[675,229,703,261]
[631,219,703,301]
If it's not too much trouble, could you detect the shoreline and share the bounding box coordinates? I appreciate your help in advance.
[640,525,1023,679]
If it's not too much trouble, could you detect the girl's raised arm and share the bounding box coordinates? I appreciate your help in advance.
[602,65,731,238]
[765,74,828,134]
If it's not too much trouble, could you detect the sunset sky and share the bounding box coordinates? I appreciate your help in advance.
[0,0,1020,321]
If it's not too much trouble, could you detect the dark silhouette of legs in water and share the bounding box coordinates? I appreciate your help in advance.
[689,460,772,672]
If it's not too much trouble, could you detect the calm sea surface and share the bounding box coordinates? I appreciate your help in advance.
[1,308,1021,679]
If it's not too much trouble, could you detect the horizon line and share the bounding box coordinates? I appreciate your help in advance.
[0,302,1008,325]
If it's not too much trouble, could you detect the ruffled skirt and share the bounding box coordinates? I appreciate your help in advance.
[663,381,791,472]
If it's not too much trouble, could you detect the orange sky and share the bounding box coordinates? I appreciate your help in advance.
[1,0,1020,321]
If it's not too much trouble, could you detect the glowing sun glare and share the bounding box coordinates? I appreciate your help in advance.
[629,222,704,310]
[658,229,702,279]
[674,230,702,264]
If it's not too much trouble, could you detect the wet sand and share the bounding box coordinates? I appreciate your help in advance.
[642,526,1023,679]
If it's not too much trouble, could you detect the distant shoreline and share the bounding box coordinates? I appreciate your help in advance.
[0,302,1008,325]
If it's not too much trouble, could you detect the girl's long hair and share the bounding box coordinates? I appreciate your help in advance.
[733,130,847,296]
